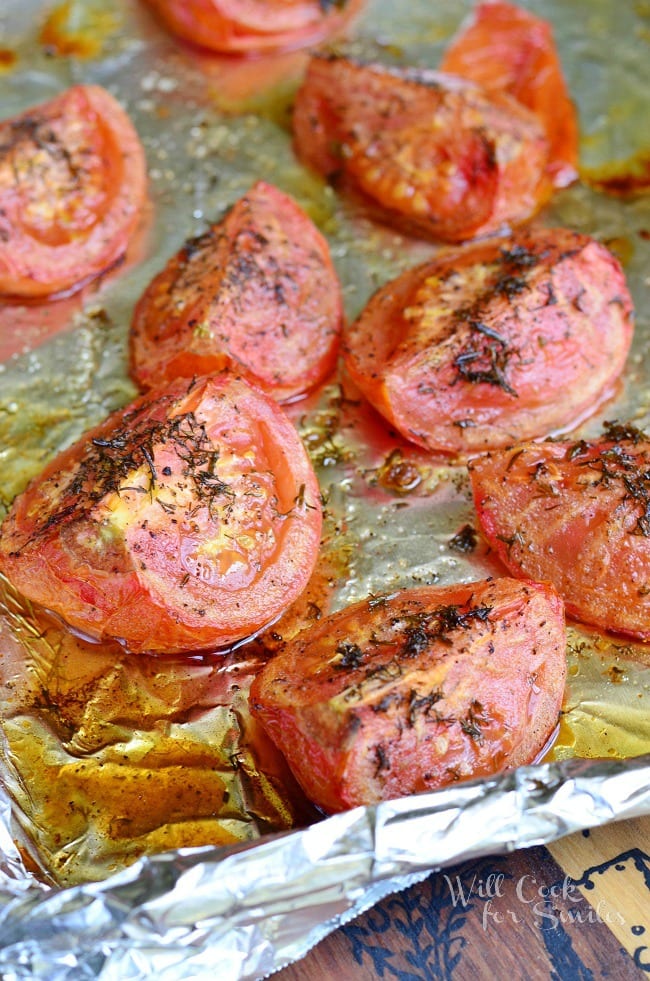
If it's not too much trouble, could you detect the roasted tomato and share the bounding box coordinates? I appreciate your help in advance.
[292,54,551,243]
[0,374,322,654]
[143,0,366,54]
[469,423,650,641]
[440,1,578,188]
[250,578,566,813]
[130,181,343,403]
[343,227,634,456]
[0,85,147,299]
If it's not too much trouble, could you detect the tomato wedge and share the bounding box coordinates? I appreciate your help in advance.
[130,181,343,403]
[440,1,578,189]
[143,0,366,54]
[250,578,566,813]
[469,423,650,641]
[0,85,147,299]
[292,54,551,243]
[0,374,322,654]
[343,227,634,455]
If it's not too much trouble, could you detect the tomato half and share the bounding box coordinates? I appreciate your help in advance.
[440,1,578,189]
[292,54,551,243]
[143,0,366,54]
[469,423,650,641]
[0,85,147,299]
[343,227,634,455]
[0,374,322,654]
[130,181,343,403]
[250,578,566,812]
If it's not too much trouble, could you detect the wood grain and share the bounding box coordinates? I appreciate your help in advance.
[549,815,650,969]
[276,819,650,979]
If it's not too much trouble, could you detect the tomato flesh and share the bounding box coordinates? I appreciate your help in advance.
[343,227,634,455]
[440,1,578,188]
[130,181,343,403]
[250,578,566,812]
[144,0,366,54]
[292,55,551,243]
[469,425,650,640]
[0,85,147,298]
[0,375,322,654]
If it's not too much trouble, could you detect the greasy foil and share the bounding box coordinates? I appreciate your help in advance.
[1,0,650,975]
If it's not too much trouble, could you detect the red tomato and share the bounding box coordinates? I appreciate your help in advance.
[143,0,366,54]
[469,423,650,641]
[440,1,578,189]
[250,578,566,812]
[343,227,634,455]
[292,54,552,243]
[130,181,343,403]
[0,85,147,299]
[0,374,322,654]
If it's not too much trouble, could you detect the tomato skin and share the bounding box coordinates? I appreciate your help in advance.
[0,85,147,299]
[292,54,551,243]
[143,0,366,54]
[130,182,343,403]
[342,227,634,455]
[440,1,578,189]
[469,427,650,641]
[250,578,566,813]
[0,374,322,654]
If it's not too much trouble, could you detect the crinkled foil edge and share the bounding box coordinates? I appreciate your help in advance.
[1,754,649,979]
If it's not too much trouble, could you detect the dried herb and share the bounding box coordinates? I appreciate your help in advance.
[460,700,488,742]
[498,244,539,270]
[408,688,444,726]
[602,419,649,444]
[496,529,526,557]
[395,602,492,654]
[566,426,650,536]
[31,392,242,541]
[372,692,403,713]
[493,273,529,299]
[448,524,478,554]
[334,641,364,670]
[374,744,390,775]
[453,320,518,396]
[566,439,589,461]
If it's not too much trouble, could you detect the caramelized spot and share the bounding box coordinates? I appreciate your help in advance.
[581,150,650,197]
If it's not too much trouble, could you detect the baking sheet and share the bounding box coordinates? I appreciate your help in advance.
[1,0,650,975]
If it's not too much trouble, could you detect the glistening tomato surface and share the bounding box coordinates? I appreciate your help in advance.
[0,85,147,299]
[250,578,566,813]
[469,423,650,641]
[0,375,322,654]
[143,0,366,54]
[440,1,578,188]
[130,181,343,403]
[343,227,634,455]
[292,54,551,243]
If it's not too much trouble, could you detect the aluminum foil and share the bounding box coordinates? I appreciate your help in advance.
[1,756,650,979]
[1,0,650,975]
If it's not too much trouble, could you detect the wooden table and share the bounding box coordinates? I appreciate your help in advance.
[277,815,650,979]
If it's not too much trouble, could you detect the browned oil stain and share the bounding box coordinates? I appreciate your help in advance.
[603,235,635,266]
[582,151,650,197]
[0,48,17,71]
[0,576,316,885]
[376,448,423,494]
[38,1,120,58]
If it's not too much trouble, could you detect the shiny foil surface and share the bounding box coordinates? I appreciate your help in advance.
[1,0,650,975]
